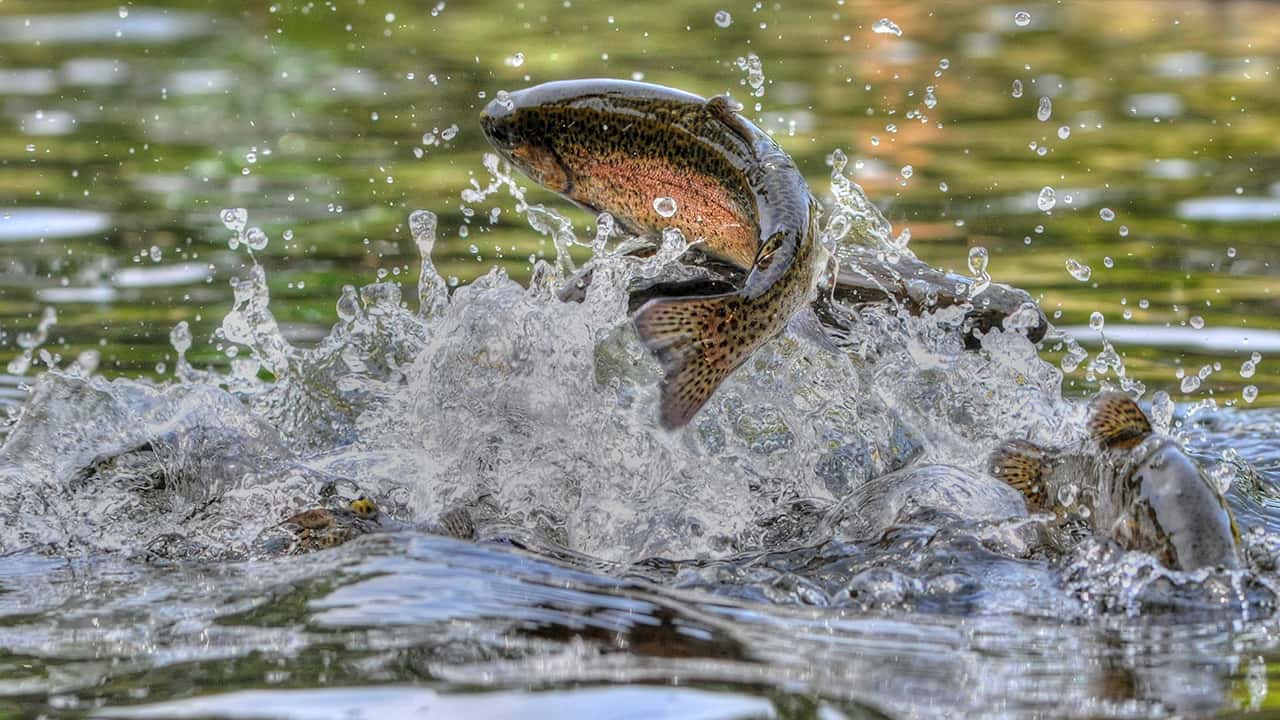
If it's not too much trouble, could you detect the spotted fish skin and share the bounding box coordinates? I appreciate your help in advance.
[989,393,1241,571]
[481,79,823,428]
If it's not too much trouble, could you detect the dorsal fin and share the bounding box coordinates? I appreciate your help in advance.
[1088,392,1152,449]
[706,94,757,147]
[989,439,1052,512]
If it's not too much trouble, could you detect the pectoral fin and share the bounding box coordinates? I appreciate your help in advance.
[1088,392,1152,449]
[989,439,1052,512]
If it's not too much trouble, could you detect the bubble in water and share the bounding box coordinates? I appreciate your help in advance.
[1065,258,1092,282]
[653,196,678,218]
[1037,96,1052,122]
[1099,208,1115,221]
[1037,186,1056,212]
[1014,10,1032,27]
[1244,385,1259,403]
[1057,125,1071,140]
[872,17,903,36]
[1089,311,1105,331]
[1011,79,1023,98]
[714,10,732,27]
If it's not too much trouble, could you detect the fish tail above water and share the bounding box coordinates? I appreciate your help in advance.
[633,291,757,429]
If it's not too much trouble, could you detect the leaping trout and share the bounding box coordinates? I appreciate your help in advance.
[479,79,1046,428]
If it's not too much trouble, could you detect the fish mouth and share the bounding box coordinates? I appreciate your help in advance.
[479,101,518,152]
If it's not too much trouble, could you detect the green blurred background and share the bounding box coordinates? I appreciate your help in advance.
[0,0,1276,406]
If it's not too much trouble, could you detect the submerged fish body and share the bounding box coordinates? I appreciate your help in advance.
[990,393,1241,571]
[481,79,823,428]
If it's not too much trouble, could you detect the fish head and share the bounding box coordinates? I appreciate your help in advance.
[1110,434,1241,571]
[990,392,1243,571]
[480,90,574,194]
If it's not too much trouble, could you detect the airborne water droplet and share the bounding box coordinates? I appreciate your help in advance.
[653,196,678,218]
[1037,186,1056,212]
[1244,385,1259,403]
[1066,258,1092,281]
[872,18,903,36]
[1011,79,1023,98]
[714,10,732,28]
[1089,311,1105,331]
[1037,96,1052,122]
[1099,207,1115,221]
[1014,10,1032,27]
[1058,125,1071,140]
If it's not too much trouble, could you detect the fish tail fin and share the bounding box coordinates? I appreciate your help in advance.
[1088,392,1152,449]
[633,292,745,429]
[989,439,1052,512]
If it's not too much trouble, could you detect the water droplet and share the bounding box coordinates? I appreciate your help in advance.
[714,10,732,28]
[1037,96,1052,122]
[1057,125,1071,140]
[1241,360,1257,379]
[900,164,913,179]
[118,6,129,18]
[1037,186,1056,211]
[1189,315,1205,329]
[1065,258,1092,281]
[1181,374,1201,393]
[169,321,191,354]
[1089,311,1105,331]
[1014,10,1032,27]
[938,181,949,192]
[245,227,269,251]
[148,245,162,262]
[441,124,459,141]
[872,17,903,36]
[653,196,678,218]
[1011,79,1023,98]
[506,52,525,67]
[967,246,988,275]
[1118,225,1129,237]
[938,58,951,70]
[1244,385,1259,403]
[1099,207,1115,221]
[220,207,247,232]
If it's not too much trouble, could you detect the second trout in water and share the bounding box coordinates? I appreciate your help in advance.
[480,79,825,428]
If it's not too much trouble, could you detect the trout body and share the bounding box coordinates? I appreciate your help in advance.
[481,79,823,428]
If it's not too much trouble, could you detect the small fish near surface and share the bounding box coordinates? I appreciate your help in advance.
[480,79,1046,428]
[989,392,1241,571]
